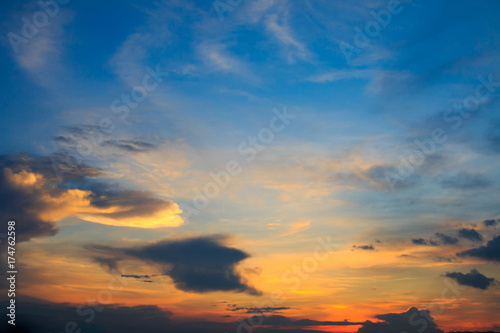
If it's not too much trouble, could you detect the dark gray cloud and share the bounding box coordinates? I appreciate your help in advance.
[89,235,260,295]
[55,126,159,153]
[0,298,368,333]
[0,298,174,333]
[484,219,499,227]
[435,232,459,245]
[357,307,444,333]
[353,245,375,250]
[444,269,495,290]
[0,298,448,333]
[93,257,121,273]
[121,274,153,279]
[434,256,457,263]
[458,228,483,242]
[365,164,421,190]
[412,238,427,245]
[87,184,178,221]
[121,274,157,283]
[227,305,291,313]
[101,139,157,153]
[457,235,500,263]
[440,172,490,189]
[256,314,364,327]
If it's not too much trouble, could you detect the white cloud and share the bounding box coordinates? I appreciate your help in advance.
[265,13,311,62]
[197,41,246,74]
[9,8,73,89]
[308,69,373,83]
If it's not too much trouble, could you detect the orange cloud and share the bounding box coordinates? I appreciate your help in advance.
[4,168,183,229]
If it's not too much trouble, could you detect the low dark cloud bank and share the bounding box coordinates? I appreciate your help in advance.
[0,298,446,333]
[357,307,444,333]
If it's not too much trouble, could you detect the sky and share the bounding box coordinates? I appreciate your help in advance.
[1,0,500,332]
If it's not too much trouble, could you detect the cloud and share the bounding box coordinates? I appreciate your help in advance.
[255,314,364,327]
[444,269,495,290]
[101,139,158,153]
[55,127,159,154]
[357,307,444,333]
[197,41,251,77]
[8,6,73,90]
[227,305,291,313]
[265,13,311,62]
[0,158,59,242]
[412,238,428,245]
[121,274,153,279]
[0,155,184,239]
[458,228,483,242]
[484,219,499,227]
[354,245,375,250]
[0,298,367,333]
[93,256,121,273]
[308,69,372,83]
[89,235,260,295]
[434,256,457,263]
[457,235,500,263]
[435,232,459,245]
[364,164,421,190]
[440,172,490,189]
[84,184,183,228]
[280,220,311,237]
[0,298,173,333]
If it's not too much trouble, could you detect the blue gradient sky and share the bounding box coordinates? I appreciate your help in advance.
[1,1,500,332]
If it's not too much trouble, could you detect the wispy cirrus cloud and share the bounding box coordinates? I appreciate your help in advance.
[280,220,311,237]
[197,41,252,78]
[265,13,311,63]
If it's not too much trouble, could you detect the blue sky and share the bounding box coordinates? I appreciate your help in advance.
[1,1,500,332]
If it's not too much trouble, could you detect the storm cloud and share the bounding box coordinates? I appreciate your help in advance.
[412,238,428,245]
[457,235,500,263]
[484,219,499,227]
[89,235,261,295]
[435,232,459,245]
[444,269,495,290]
[458,228,484,242]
